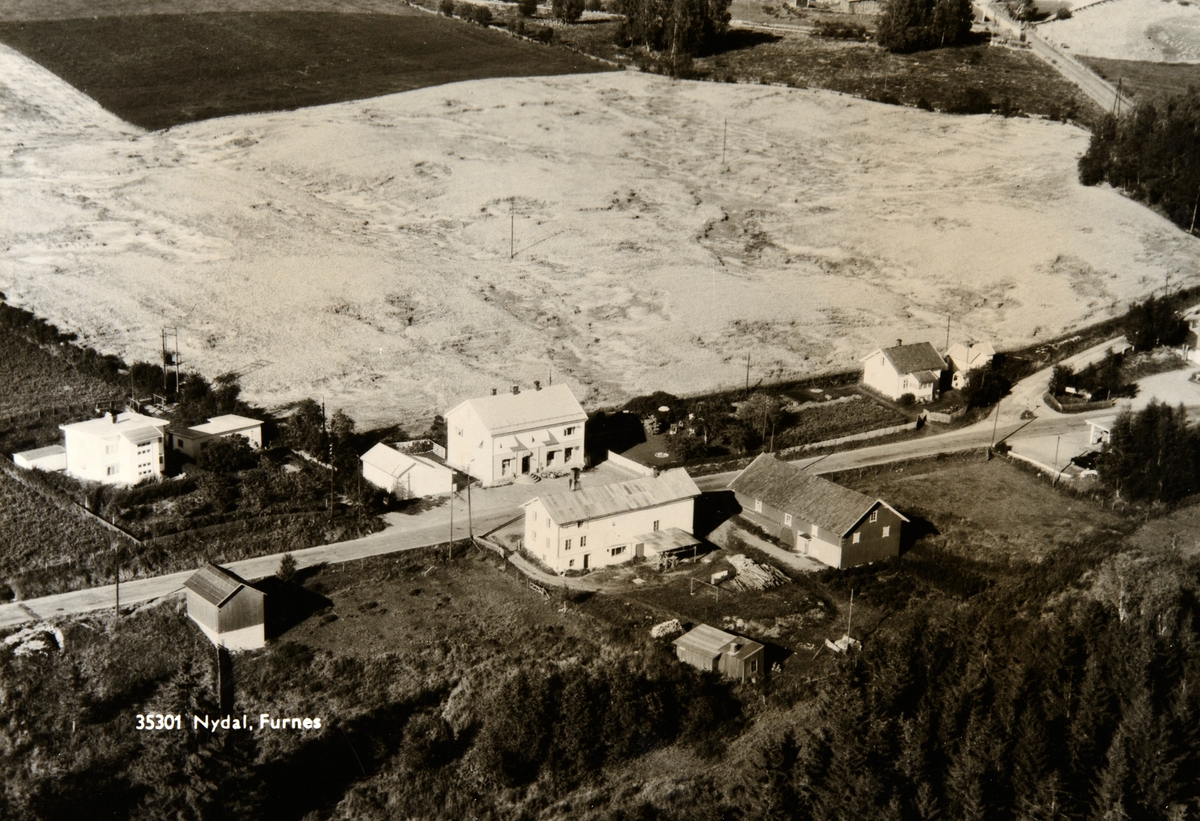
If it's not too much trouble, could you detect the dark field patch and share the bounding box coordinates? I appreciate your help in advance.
[1080,56,1200,102]
[0,9,613,130]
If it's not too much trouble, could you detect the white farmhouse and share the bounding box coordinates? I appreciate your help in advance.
[59,411,170,485]
[361,440,456,499]
[445,384,587,487]
[168,414,263,459]
[521,468,702,574]
[860,340,947,402]
[944,340,995,389]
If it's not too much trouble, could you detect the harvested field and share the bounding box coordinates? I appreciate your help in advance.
[0,8,611,131]
[2,49,1199,430]
[1038,0,1200,62]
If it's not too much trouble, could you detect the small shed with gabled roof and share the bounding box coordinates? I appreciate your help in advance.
[861,340,947,402]
[673,624,765,682]
[729,454,908,569]
[183,563,266,651]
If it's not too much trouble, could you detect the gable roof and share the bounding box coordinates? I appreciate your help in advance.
[674,624,764,659]
[183,563,257,607]
[728,454,907,537]
[526,467,700,525]
[361,442,451,477]
[868,342,946,376]
[946,341,995,373]
[446,384,586,436]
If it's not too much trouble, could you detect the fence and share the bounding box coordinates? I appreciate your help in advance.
[922,407,968,424]
[0,399,124,429]
[779,420,919,456]
[0,457,142,545]
[1043,392,1116,414]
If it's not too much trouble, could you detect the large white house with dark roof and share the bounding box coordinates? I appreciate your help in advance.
[445,384,587,486]
[59,411,170,485]
[729,454,907,569]
[861,340,947,402]
[521,467,701,573]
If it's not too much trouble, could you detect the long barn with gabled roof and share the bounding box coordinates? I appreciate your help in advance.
[729,454,907,569]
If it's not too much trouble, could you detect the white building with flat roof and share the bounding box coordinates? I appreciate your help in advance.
[168,414,263,459]
[60,411,170,485]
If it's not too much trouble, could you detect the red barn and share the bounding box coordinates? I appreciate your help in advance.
[729,454,907,569]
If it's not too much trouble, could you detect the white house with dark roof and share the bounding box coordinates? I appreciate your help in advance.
[361,440,456,499]
[59,411,170,485]
[168,414,263,459]
[729,454,908,569]
[183,563,266,651]
[445,384,587,487]
[861,340,947,402]
[521,467,701,573]
[944,340,995,390]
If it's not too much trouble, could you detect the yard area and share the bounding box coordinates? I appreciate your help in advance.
[830,452,1128,564]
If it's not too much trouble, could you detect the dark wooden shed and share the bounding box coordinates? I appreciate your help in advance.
[673,624,765,683]
[183,563,266,651]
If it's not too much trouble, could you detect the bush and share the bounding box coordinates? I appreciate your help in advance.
[196,435,256,474]
[898,393,916,407]
[1055,6,1071,18]
[877,0,973,52]
[552,0,583,20]
[585,0,602,9]
[440,0,455,13]
[278,552,298,583]
[518,0,539,14]
[814,19,869,39]
[945,86,994,115]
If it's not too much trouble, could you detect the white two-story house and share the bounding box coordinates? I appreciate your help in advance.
[861,340,947,403]
[521,468,702,573]
[445,384,587,487]
[59,411,170,485]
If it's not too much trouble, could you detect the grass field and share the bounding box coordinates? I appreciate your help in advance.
[1038,0,1200,63]
[1080,55,1200,100]
[832,452,1128,563]
[0,8,611,130]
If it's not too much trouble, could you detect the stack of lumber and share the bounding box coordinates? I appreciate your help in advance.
[725,554,790,592]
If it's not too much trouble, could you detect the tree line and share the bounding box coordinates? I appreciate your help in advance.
[1079,88,1200,232]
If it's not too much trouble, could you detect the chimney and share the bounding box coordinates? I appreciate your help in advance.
[491,388,497,396]
[534,380,541,391]
[896,338,902,348]
[571,467,581,490]
[511,385,520,395]
[104,411,113,423]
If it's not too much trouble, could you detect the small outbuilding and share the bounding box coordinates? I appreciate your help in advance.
[12,445,67,472]
[361,440,456,499]
[168,414,263,459]
[183,563,266,651]
[673,624,765,682]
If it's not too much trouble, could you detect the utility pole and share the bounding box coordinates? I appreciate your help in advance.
[448,482,455,560]
[990,398,1002,449]
[112,536,120,617]
[1190,186,1199,235]
[945,315,951,351]
[722,118,727,166]
[1053,434,1061,483]
[510,198,515,260]
[467,477,473,541]
[745,353,751,394]
[846,589,854,638]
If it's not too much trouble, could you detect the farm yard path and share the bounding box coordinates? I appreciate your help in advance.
[3,44,1199,430]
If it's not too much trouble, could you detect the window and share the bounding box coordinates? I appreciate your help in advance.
[653,520,660,531]
[546,537,550,549]
[754,499,762,513]
[869,510,878,523]
[852,533,861,544]
[106,465,119,476]
[565,539,572,550]
[883,526,891,538]
[569,559,575,568]
[105,443,116,455]
[784,513,793,527]
[580,536,587,548]
[611,546,626,557]
[547,450,557,466]
[751,659,758,673]
[564,426,576,436]
[564,447,574,462]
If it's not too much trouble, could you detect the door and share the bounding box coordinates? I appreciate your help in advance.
[797,532,809,555]
[582,554,589,570]
[521,454,531,474]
